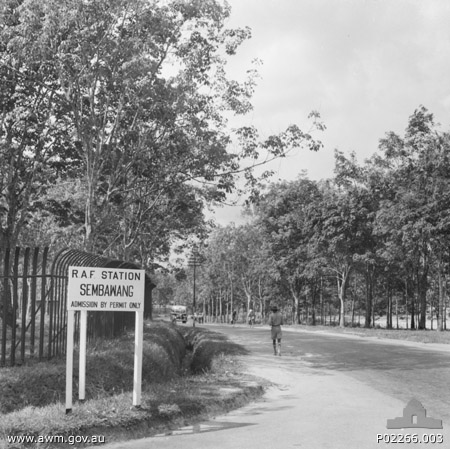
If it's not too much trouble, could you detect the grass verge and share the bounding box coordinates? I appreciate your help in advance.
[295,324,450,344]
[0,322,264,449]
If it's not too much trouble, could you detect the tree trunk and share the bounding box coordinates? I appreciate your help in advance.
[437,258,444,332]
[358,299,361,327]
[304,292,309,324]
[320,276,324,325]
[241,276,252,320]
[395,294,399,329]
[337,265,351,328]
[372,292,376,328]
[258,276,264,321]
[364,264,374,328]
[230,276,234,323]
[386,286,393,329]
[430,300,433,330]
[289,283,301,324]
[444,287,447,330]
[351,294,355,327]
[418,278,427,329]
[405,279,409,329]
[416,257,428,329]
[444,276,448,330]
[209,295,213,323]
[84,161,97,252]
[311,281,317,326]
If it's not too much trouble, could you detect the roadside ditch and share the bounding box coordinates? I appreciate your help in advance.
[0,321,266,449]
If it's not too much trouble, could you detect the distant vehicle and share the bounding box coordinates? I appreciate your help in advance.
[170,305,187,323]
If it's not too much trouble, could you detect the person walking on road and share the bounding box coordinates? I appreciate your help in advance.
[269,304,283,356]
[247,309,255,327]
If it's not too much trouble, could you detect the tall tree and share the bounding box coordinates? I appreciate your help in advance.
[333,150,381,328]
[254,176,322,323]
[0,0,80,248]
[2,0,323,257]
[374,106,450,329]
[308,176,373,328]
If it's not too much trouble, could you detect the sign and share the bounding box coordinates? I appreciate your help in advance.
[66,266,145,414]
[67,267,145,311]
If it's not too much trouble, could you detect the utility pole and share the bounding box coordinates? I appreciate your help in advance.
[188,249,203,327]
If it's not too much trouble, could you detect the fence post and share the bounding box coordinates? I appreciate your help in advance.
[30,248,39,357]
[10,248,20,366]
[1,248,9,366]
[47,266,55,360]
[39,248,48,360]
[20,247,30,363]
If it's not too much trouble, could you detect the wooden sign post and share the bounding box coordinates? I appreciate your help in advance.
[66,267,145,414]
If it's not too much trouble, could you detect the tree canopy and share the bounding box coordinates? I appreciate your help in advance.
[178,107,450,331]
[0,0,323,264]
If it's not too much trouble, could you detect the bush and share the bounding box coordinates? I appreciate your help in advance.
[0,322,247,416]
[0,321,186,413]
[0,322,262,449]
[180,327,248,374]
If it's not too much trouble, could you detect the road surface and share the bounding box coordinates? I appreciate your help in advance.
[93,324,450,449]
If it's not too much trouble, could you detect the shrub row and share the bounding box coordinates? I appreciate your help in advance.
[0,322,247,415]
[180,326,248,373]
[0,321,186,414]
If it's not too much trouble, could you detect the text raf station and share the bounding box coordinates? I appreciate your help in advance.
[68,268,144,311]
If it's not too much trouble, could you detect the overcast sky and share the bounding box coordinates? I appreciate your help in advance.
[210,0,450,225]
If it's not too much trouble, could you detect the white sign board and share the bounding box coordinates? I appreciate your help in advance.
[66,266,145,414]
[67,267,145,311]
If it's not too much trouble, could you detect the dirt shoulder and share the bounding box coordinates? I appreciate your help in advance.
[90,326,450,449]
[0,323,267,449]
[281,324,450,353]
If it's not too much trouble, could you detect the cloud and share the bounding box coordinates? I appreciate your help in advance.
[224,0,450,186]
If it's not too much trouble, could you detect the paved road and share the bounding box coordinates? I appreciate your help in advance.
[221,324,450,424]
[95,324,450,449]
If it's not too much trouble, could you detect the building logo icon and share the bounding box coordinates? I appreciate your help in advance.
[387,399,442,429]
